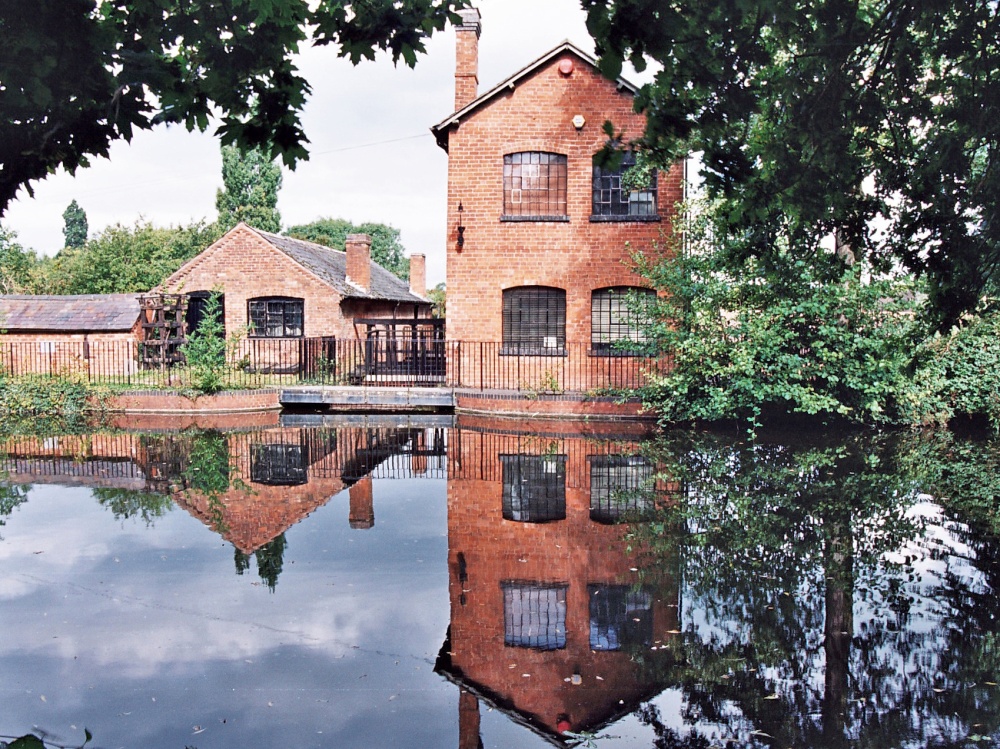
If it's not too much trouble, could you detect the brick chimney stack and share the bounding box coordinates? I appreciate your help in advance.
[345,233,371,293]
[349,476,375,529]
[454,7,481,111]
[409,253,426,298]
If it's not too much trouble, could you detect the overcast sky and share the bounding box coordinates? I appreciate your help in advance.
[0,0,633,286]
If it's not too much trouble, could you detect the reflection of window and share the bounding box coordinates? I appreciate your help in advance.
[501,454,567,522]
[251,443,307,485]
[248,297,304,338]
[591,287,656,355]
[502,286,566,355]
[592,151,658,220]
[503,582,567,650]
[589,584,653,650]
[503,152,568,220]
[590,455,654,523]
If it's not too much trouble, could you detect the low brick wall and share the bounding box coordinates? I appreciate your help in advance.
[100,389,282,415]
[453,388,655,421]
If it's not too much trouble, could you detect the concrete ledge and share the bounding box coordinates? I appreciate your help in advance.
[280,412,456,429]
[280,386,455,409]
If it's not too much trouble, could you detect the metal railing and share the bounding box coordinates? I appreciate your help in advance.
[0,337,668,393]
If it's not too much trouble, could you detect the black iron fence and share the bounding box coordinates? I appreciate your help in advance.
[0,337,667,393]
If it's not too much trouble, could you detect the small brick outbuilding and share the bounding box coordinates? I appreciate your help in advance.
[0,293,142,376]
[162,222,431,339]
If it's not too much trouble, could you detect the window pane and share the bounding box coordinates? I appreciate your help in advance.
[503,582,567,650]
[503,286,566,353]
[503,152,567,217]
[591,287,655,353]
[501,454,567,522]
[251,443,307,486]
[589,454,655,523]
[248,297,304,338]
[588,584,653,650]
[592,151,658,217]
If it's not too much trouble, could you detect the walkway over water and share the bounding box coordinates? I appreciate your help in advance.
[280,385,455,410]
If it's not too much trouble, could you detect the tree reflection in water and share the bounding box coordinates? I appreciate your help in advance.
[628,430,1000,748]
[2,423,1000,747]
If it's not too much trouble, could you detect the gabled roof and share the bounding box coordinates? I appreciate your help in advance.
[0,294,141,333]
[248,227,427,304]
[431,40,639,151]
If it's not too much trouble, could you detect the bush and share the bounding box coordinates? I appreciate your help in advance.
[636,204,921,428]
[901,311,1000,429]
[179,292,227,393]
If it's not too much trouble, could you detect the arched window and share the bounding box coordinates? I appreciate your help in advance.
[503,152,568,220]
[501,454,567,523]
[502,286,566,355]
[591,151,658,220]
[591,286,656,354]
[248,297,304,338]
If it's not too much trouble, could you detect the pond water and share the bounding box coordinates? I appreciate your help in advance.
[2,418,1000,748]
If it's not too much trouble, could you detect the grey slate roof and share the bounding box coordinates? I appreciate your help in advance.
[250,228,427,304]
[0,294,141,332]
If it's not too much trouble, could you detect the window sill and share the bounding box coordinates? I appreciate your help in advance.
[589,214,661,223]
[499,347,568,357]
[589,348,654,358]
[500,215,570,223]
[248,335,305,340]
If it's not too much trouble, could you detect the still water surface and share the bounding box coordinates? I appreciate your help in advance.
[1,419,999,748]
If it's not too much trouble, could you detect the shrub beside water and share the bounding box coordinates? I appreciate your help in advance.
[0,373,98,426]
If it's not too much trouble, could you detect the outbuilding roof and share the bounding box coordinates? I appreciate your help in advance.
[431,40,639,151]
[0,294,141,333]
[252,228,426,304]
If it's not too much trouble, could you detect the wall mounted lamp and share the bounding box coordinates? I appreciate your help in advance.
[456,201,465,250]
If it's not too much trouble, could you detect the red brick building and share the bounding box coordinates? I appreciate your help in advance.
[437,417,679,743]
[163,223,430,339]
[432,10,682,410]
[0,293,142,377]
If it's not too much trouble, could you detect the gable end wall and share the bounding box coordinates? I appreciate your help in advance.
[444,54,682,344]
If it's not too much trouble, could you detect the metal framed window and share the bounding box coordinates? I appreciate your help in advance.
[251,442,307,486]
[588,584,653,650]
[589,454,655,523]
[503,581,568,650]
[502,286,566,355]
[503,152,568,220]
[248,297,304,338]
[591,287,655,355]
[591,151,658,220]
[501,454,567,522]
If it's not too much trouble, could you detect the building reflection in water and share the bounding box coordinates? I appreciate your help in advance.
[0,425,449,588]
[436,415,678,746]
[0,416,673,743]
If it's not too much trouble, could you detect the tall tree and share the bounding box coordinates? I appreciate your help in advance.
[0,0,469,216]
[61,199,88,248]
[584,0,1000,327]
[286,217,409,280]
[0,227,39,294]
[39,219,220,294]
[216,145,283,233]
